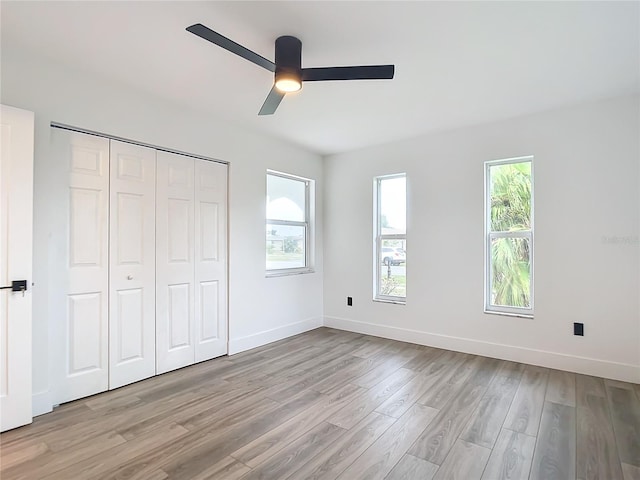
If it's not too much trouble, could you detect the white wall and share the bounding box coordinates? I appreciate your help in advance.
[1,49,324,414]
[324,95,640,383]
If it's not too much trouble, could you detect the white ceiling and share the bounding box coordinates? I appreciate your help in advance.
[2,1,638,155]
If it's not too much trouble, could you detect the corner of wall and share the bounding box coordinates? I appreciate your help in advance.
[228,316,324,355]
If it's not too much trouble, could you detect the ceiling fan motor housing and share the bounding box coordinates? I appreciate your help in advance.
[275,36,302,85]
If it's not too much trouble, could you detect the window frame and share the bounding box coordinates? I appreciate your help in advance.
[484,156,534,317]
[374,173,407,303]
[266,170,313,276]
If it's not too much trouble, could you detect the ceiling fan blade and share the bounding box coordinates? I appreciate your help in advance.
[258,86,286,115]
[186,24,276,72]
[302,65,394,82]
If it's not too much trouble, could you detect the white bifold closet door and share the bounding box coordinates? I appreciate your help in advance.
[54,129,227,404]
[109,140,156,389]
[53,129,110,404]
[156,152,227,374]
[194,158,228,362]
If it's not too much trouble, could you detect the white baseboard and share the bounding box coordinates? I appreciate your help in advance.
[32,390,53,417]
[229,316,324,355]
[324,316,640,384]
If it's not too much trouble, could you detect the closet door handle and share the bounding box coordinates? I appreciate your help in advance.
[0,280,27,292]
[127,275,133,280]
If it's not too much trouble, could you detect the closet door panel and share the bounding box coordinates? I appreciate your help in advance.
[109,141,156,389]
[195,159,228,362]
[199,280,220,341]
[115,288,144,361]
[54,129,109,404]
[156,151,195,374]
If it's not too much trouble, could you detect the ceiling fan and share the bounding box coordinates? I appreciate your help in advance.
[186,24,395,115]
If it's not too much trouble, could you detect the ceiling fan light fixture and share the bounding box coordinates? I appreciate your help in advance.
[275,77,302,93]
[274,35,303,94]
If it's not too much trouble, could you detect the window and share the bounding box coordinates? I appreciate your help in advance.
[375,174,406,302]
[485,157,533,316]
[266,171,312,274]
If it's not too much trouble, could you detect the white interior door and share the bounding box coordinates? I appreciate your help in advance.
[0,104,34,431]
[194,159,228,361]
[53,128,110,404]
[156,151,195,374]
[109,140,156,389]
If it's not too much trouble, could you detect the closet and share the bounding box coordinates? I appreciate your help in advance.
[52,128,228,404]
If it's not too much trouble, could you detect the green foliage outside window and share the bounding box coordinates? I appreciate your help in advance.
[489,162,532,308]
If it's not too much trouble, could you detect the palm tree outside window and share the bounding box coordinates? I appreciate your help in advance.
[485,157,533,317]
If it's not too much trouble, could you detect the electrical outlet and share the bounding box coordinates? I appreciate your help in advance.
[347,296,353,306]
[574,322,584,336]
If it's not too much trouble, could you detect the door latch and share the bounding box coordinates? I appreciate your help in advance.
[0,280,28,296]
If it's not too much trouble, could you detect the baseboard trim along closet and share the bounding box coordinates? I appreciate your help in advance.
[31,391,53,418]
[323,316,640,384]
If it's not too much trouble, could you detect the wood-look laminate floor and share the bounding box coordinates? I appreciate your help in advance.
[1,327,639,480]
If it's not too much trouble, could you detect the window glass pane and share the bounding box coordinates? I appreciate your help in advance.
[490,162,531,232]
[266,223,306,269]
[380,176,406,234]
[490,236,531,308]
[379,239,406,297]
[267,174,306,222]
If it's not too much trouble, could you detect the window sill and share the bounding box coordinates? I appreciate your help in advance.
[373,298,406,305]
[484,309,533,319]
[266,268,315,278]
